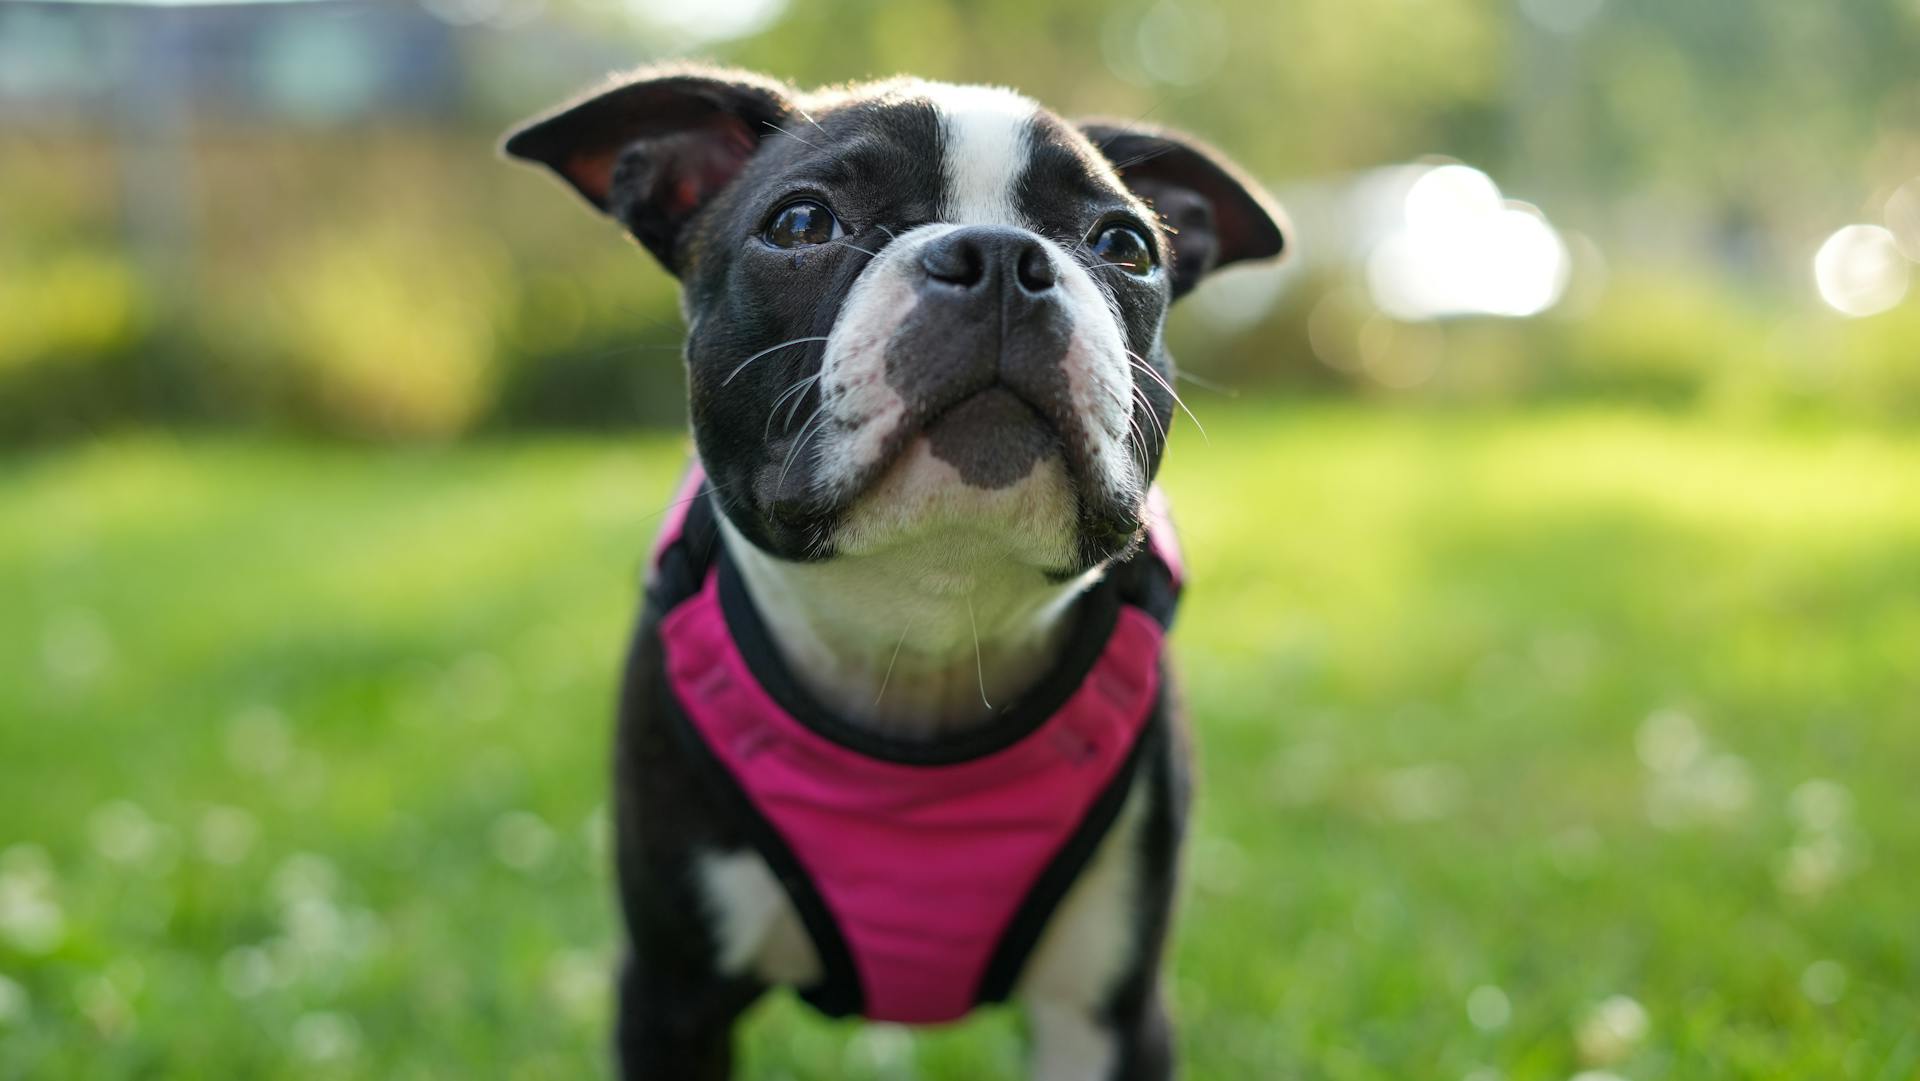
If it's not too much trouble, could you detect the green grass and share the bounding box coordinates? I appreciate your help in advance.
[3,403,1917,1080]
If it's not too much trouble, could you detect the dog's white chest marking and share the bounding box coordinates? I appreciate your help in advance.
[696,850,823,986]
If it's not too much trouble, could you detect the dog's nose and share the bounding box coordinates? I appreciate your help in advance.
[921,226,1058,295]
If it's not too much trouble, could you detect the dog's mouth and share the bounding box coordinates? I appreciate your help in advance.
[834,376,1104,509]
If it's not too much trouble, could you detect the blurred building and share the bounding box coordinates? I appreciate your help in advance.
[0,1,468,128]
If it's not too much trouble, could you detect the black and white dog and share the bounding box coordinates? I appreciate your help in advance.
[505,66,1285,1079]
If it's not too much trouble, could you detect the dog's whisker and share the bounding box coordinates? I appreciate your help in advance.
[763,121,850,167]
[1133,381,1169,447]
[1123,406,1151,480]
[639,490,705,525]
[1128,384,1159,443]
[875,224,898,240]
[775,412,821,493]
[776,404,832,495]
[1128,351,1207,443]
[723,336,831,387]
[1094,98,1170,155]
[872,615,916,711]
[842,244,880,258]
[795,416,834,494]
[784,378,822,432]
[766,372,824,439]
[792,102,829,137]
[771,372,820,414]
[639,474,734,524]
[965,594,992,712]
[1105,143,1179,173]
[1175,369,1239,397]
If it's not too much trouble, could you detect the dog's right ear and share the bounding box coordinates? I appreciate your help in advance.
[502,66,794,275]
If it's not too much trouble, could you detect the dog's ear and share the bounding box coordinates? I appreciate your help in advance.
[1078,121,1289,299]
[503,66,794,274]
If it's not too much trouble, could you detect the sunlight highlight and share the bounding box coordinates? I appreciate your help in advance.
[1813,224,1908,317]
[1367,164,1571,320]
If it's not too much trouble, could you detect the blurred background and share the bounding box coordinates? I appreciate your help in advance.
[6,0,1920,437]
[3,1,1918,1078]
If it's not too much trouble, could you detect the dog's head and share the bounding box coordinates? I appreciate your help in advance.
[506,67,1285,576]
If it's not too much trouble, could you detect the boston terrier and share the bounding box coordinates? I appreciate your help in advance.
[504,65,1286,1080]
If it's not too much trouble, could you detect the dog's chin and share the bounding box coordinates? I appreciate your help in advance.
[749,383,1147,571]
[829,433,1081,568]
[818,384,1158,573]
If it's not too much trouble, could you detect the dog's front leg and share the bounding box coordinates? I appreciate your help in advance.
[1020,769,1183,1079]
[1027,990,1175,1081]
[1022,700,1188,1081]
[614,952,760,1081]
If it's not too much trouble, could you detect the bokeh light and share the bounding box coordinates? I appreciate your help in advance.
[1366,164,1572,320]
[1812,224,1909,317]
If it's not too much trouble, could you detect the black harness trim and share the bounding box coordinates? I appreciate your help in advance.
[973,697,1165,1005]
[660,658,868,1017]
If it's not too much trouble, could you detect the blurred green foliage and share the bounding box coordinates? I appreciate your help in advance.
[1,0,1917,441]
[0,128,691,440]
[3,405,1916,1076]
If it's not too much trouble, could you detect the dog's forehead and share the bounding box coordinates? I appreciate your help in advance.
[801,80,1133,229]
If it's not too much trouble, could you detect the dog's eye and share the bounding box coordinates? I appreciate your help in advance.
[1088,222,1156,277]
[765,201,844,248]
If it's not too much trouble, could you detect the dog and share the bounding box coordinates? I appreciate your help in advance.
[504,65,1286,1080]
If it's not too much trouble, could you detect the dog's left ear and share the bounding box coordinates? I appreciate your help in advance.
[502,66,794,274]
[1079,121,1289,299]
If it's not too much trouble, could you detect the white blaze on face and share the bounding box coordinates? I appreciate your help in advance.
[809,82,1147,556]
[926,83,1037,227]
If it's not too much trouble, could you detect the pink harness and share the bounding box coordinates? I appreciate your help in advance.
[650,464,1182,1024]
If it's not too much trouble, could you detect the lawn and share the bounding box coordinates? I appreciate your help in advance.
[2,403,1917,1080]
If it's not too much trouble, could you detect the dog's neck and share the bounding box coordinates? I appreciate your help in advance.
[719,520,1098,739]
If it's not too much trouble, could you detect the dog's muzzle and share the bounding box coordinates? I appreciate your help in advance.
[882,226,1082,488]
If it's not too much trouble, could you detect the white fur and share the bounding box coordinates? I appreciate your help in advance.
[721,507,1096,735]
[1027,1001,1120,1081]
[1020,772,1150,1078]
[926,82,1038,227]
[696,849,821,985]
